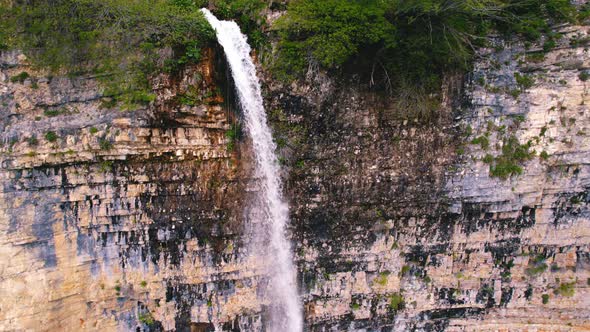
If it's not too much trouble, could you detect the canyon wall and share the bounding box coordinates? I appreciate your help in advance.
[0,22,589,332]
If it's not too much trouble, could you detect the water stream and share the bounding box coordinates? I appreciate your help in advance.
[201,9,303,331]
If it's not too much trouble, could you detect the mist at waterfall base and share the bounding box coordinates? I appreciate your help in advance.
[201,9,303,331]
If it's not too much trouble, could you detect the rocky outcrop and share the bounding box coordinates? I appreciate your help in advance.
[0,23,589,332]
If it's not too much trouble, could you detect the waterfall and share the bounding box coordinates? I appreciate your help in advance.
[201,9,303,331]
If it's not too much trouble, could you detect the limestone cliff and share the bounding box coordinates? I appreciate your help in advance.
[0,22,589,332]
[0,48,266,331]
[266,24,590,331]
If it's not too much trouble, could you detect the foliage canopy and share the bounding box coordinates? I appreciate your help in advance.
[274,0,578,90]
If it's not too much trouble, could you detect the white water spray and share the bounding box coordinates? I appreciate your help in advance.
[201,9,303,331]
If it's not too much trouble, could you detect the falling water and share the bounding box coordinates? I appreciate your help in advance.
[201,9,303,331]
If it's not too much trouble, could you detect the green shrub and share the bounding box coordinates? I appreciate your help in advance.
[542,293,549,304]
[388,293,404,311]
[294,160,305,168]
[138,312,155,325]
[515,73,535,90]
[400,265,410,276]
[579,71,590,82]
[579,3,590,22]
[570,195,582,204]
[525,263,547,276]
[499,0,576,41]
[489,136,534,179]
[44,131,58,142]
[375,271,390,286]
[99,160,114,172]
[27,136,39,146]
[508,89,521,99]
[89,127,99,134]
[10,71,30,83]
[2,0,579,106]
[542,38,557,52]
[525,52,546,63]
[226,123,242,141]
[99,139,113,150]
[526,255,548,276]
[44,109,65,117]
[540,126,548,136]
[556,282,575,297]
[540,151,549,160]
[129,91,156,105]
[100,98,118,109]
[513,115,526,125]
[471,136,490,150]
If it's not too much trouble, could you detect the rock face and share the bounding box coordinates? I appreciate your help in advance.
[268,24,590,331]
[0,48,268,331]
[0,24,589,332]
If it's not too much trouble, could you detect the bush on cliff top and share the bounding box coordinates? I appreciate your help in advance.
[273,0,577,91]
[0,0,214,108]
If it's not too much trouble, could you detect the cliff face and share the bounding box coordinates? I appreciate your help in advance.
[269,24,590,331]
[0,48,268,331]
[0,23,589,332]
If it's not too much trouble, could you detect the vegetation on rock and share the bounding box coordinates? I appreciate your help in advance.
[525,255,548,277]
[0,0,214,108]
[44,131,58,143]
[138,312,155,325]
[489,135,535,179]
[9,71,29,83]
[273,0,577,92]
[555,281,576,297]
[1,0,581,103]
[388,292,404,311]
